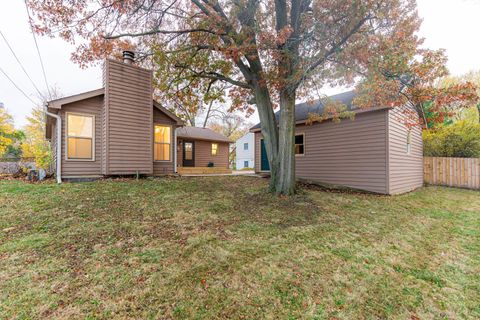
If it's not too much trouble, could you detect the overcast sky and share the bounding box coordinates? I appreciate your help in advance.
[1,0,480,128]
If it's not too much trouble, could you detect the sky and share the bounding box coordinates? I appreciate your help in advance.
[1,0,480,128]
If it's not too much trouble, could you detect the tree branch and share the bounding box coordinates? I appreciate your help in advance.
[104,28,223,39]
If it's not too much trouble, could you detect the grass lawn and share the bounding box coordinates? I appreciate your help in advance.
[0,176,479,319]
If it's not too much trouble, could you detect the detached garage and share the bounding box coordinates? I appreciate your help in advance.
[250,91,423,195]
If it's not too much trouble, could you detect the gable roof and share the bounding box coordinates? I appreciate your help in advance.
[47,88,105,109]
[177,127,232,143]
[153,101,184,125]
[45,88,184,125]
[250,91,389,131]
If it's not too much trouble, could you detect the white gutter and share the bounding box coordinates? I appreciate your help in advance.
[173,127,178,173]
[45,108,62,184]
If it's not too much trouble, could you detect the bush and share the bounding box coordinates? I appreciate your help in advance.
[423,120,480,157]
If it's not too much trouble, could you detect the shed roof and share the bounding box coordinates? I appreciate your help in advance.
[177,127,232,143]
[250,91,388,131]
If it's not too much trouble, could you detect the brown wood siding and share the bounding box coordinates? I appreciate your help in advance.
[387,106,423,194]
[255,110,389,194]
[59,96,103,177]
[153,107,177,175]
[104,59,153,175]
[177,139,229,168]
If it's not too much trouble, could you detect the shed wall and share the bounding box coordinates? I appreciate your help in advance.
[387,106,424,194]
[255,110,389,194]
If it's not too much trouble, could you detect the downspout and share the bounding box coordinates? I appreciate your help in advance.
[45,107,62,184]
[173,127,178,173]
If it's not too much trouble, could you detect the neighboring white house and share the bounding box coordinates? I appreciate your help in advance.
[235,132,255,169]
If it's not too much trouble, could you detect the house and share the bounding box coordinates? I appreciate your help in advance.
[45,51,231,182]
[235,132,255,169]
[250,91,423,195]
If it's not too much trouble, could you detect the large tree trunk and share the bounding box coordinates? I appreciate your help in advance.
[275,90,296,195]
[253,84,280,192]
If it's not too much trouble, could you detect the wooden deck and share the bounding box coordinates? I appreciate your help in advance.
[177,167,232,175]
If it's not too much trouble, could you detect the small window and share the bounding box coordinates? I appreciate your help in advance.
[154,125,171,161]
[211,143,218,156]
[67,113,94,160]
[244,143,248,150]
[244,160,249,168]
[295,134,304,155]
[406,130,412,154]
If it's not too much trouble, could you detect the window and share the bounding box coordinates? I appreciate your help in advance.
[211,143,218,156]
[295,134,305,155]
[184,142,193,160]
[406,130,412,154]
[66,113,94,160]
[154,125,171,161]
[244,160,249,168]
[244,142,248,150]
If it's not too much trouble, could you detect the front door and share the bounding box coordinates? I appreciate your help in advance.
[183,141,195,167]
[260,139,270,171]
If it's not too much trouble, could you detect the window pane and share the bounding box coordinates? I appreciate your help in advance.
[212,143,218,155]
[154,125,171,143]
[244,143,248,150]
[68,114,93,137]
[68,137,92,159]
[244,161,249,167]
[184,142,193,160]
[295,134,304,144]
[295,144,304,155]
[154,143,170,161]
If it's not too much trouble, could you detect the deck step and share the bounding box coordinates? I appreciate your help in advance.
[177,167,232,175]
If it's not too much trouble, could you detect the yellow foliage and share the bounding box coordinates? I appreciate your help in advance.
[21,106,52,169]
[0,108,15,156]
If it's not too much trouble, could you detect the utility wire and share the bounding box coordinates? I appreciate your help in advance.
[0,29,45,100]
[0,66,38,105]
[24,0,51,100]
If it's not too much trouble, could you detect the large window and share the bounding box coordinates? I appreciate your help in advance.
[211,143,218,156]
[66,113,94,160]
[154,125,171,161]
[295,134,305,155]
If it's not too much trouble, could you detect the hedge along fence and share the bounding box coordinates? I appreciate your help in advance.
[424,157,480,189]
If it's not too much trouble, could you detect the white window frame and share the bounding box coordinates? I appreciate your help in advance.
[153,123,173,162]
[211,142,219,156]
[65,112,95,161]
[295,133,305,157]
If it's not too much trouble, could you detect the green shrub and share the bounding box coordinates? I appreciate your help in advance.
[423,120,480,157]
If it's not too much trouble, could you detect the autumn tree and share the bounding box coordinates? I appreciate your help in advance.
[27,0,477,194]
[0,107,16,156]
[22,88,63,169]
[22,106,52,169]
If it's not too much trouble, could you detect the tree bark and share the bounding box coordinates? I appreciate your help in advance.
[275,90,296,195]
[253,84,280,192]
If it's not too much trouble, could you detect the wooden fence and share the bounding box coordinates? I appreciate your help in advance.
[424,157,480,189]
